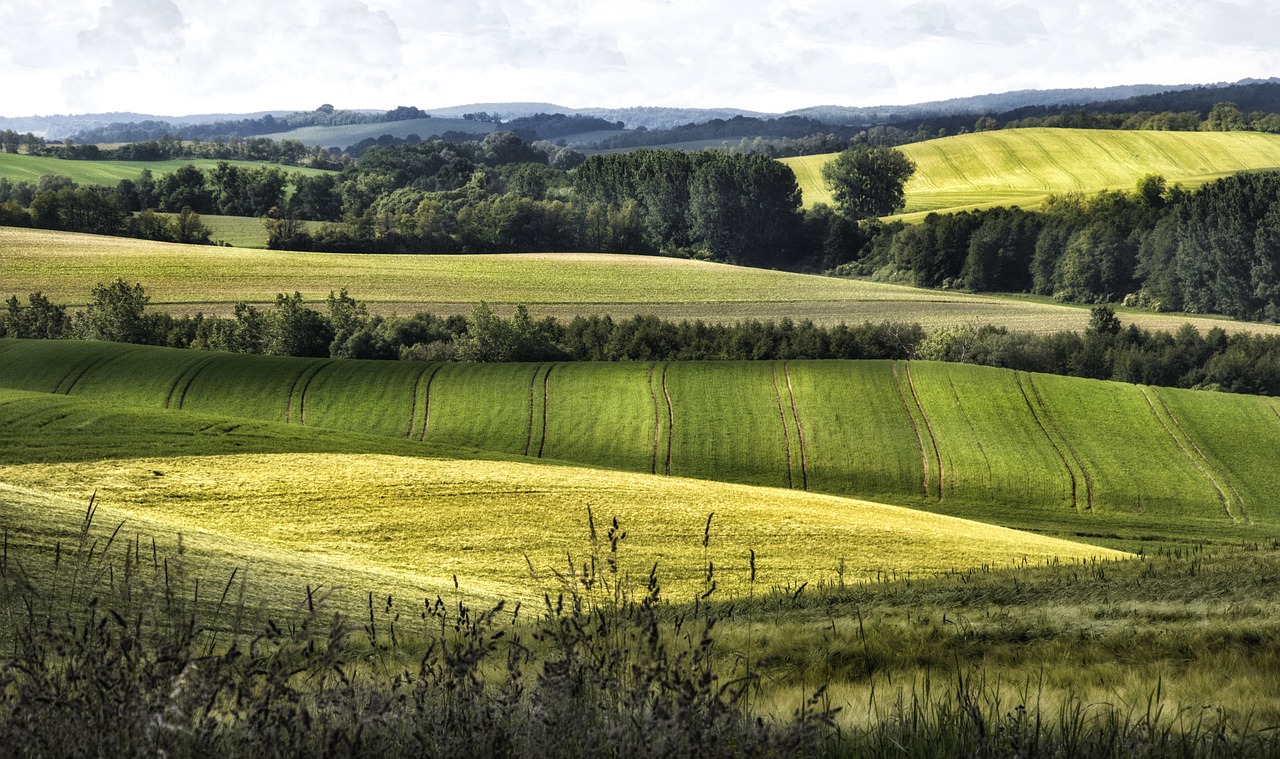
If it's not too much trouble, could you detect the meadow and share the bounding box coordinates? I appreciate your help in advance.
[3,339,1278,550]
[0,153,334,186]
[4,225,1276,336]
[783,127,1280,217]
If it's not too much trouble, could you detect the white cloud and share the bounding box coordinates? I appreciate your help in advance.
[1,0,1279,116]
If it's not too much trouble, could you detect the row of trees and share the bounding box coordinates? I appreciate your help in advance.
[831,171,1280,323]
[8,282,1280,396]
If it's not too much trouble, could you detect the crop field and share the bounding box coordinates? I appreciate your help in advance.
[0,153,334,186]
[6,225,1278,336]
[783,127,1280,217]
[154,213,320,248]
[4,339,1278,548]
[257,116,496,149]
[0,387,1121,604]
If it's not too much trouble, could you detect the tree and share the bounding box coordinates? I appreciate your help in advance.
[821,145,916,219]
[79,278,152,343]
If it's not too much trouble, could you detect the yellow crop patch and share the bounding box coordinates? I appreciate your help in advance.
[1,453,1127,603]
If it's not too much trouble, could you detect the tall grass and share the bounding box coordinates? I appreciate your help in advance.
[3,501,1279,756]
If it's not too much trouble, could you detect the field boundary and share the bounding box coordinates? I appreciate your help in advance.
[1023,374,1094,511]
[770,363,795,489]
[1015,372,1079,510]
[784,362,809,491]
[892,363,931,498]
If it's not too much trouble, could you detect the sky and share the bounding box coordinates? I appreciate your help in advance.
[2,0,1279,117]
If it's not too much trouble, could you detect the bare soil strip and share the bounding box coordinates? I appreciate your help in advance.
[784,362,810,491]
[1015,371,1079,510]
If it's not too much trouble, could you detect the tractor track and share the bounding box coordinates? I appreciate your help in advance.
[783,362,809,491]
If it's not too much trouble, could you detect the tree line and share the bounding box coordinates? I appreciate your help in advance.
[833,171,1280,323]
[8,281,1280,397]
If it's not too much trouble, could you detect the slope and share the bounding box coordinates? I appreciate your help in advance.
[3,340,1277,546]
[783,128,1280,217]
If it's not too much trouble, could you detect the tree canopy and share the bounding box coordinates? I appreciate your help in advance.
[821,145,916,219]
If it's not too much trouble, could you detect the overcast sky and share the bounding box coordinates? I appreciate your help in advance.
[2,0,1278,117]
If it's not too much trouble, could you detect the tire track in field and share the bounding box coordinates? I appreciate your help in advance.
[661,362,675,476]
[1138,386,1244,522]
[419,365,444,442]
[1014,372,1079,511]
[537,363,557,458]
[1023,374,1094,511]
[284,361,324,425]
[1149,390,1246,520]
[769,363,795,490]
[945,375,991,497]
[646,363,661,474]
[523,364,549,457]
[784,362,809,491]
[58,353,114,396]
[891,362,931,498]
[404,364,436,438]
[297,361,334,427]
[903,363,944,500]
[167,355,218,410]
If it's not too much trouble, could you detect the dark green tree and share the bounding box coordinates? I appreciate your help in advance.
[821,145,916,219]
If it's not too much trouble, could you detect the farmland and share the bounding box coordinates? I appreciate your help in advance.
[0,153,334,186]
[6,225,1280,336]
[3,339,1278,548]
[783,127,1280,216]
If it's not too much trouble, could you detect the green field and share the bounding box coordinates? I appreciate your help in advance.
[0,153,334,186]
[258,116,496,149]
[783,128,1280,217]
[5,225,1275,336]
[3,339,1276,548]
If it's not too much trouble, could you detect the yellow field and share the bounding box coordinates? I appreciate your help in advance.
[0,453,1126,603]
[783,128,1280,218]
[4,225,1278,335]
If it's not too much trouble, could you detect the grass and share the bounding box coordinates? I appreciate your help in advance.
[150,213,320,249]
[782,127,1280,217]
[6,225,1280,336]
[257,116,495,149]
[4,339,1280,549]
[0,153,334,186]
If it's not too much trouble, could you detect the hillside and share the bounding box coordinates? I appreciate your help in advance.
[6,226,1277,336]
[3,339,1277,548]
[0,386,1121,604]
[257,117,495,149]
[783,128,1280,217]
[0,153,334,186]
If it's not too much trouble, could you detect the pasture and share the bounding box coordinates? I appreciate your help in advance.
[3,339,1278,548]
[4,225,1277,336]
[783,128,1280,217]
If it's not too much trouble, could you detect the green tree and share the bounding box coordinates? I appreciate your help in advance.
[821,144,916,219]
[78,278,153,343]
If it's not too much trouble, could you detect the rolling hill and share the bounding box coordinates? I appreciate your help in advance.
[0,385,1122,605]
[5,225,1276,336]
[783,128,1280,218]
[2,339,1277,548]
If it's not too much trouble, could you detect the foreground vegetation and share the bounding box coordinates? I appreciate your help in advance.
[3,486,1278,756]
